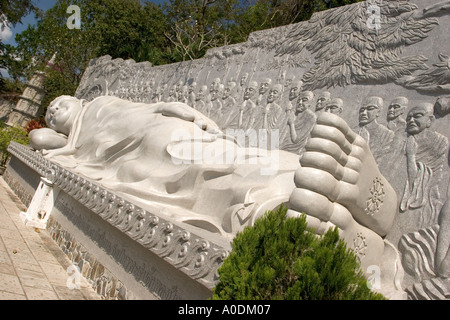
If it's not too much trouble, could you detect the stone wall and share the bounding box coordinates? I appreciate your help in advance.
[71,0,450,299]
[46,217,135,300]
[0,98,14,121]
[5,0,450,299]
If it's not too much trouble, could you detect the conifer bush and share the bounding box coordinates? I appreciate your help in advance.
[212,205,385,300]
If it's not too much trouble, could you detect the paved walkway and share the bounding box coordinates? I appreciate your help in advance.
[0,177,101,300]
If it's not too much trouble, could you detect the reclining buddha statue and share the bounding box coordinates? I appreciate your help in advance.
[30,95,404,298]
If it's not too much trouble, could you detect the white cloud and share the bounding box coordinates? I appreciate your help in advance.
[0,16,13,41]
[0,27,12,41]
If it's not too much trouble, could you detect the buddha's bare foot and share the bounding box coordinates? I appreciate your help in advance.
[288,112,398,272]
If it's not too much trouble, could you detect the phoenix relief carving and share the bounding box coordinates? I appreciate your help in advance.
[276,1,449,90]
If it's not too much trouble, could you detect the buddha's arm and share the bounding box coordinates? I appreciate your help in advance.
[153,102,221,133]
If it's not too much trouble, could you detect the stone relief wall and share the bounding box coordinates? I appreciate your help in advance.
[33,0,450,299]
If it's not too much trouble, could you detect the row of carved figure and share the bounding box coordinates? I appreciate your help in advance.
[109,74,304,118]
[110,77,344,138]
[109,78,448,173]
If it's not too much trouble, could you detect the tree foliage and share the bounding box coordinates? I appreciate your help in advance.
[0,0,41,26]
[163,0,237,61]
[85,0,171,64]
[212,205,385,300]
[0,76,24,103]
[0,0,41,93]
[0,121,29,166]
[3,0,171,108]
[1,0,364,116]
[225,0,364,43]
[263,0,366,26]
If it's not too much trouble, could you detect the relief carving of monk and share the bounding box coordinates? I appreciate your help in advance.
[400,103,448,229]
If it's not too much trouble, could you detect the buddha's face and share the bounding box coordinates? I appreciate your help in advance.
[211,86,222,100]
[180,86,188,98]
[211,78,220,92]
[284,77,294,88]
[46,97,81,135]
[169,86,176,97]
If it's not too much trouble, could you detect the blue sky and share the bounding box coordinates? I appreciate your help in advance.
[4,0,57,46]
[1,0,167,77]
[4,0,167,46]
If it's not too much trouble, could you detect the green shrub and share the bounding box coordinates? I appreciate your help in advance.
[0,122,30,166]
[212,205,385,300]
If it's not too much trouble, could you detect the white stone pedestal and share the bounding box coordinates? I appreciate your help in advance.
[20,177,59,229]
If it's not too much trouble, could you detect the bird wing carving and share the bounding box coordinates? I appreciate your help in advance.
[275,1,441,90]
[396,53,450,93]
